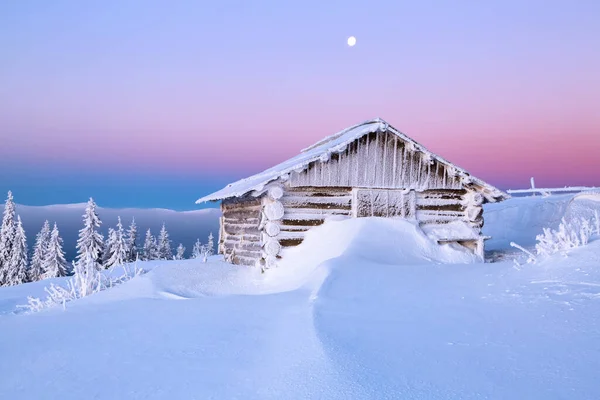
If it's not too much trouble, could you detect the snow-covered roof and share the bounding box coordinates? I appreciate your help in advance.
[196,118,508,204]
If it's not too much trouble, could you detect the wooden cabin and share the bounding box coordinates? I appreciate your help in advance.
[196,118,509,268]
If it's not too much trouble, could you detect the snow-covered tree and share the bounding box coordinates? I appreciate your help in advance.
[125,218,138,262]
[71,254,102,298]
[143,229,158,261]
[102,228,116,266]
[76,198,104,271]
[29,220,51,282]
[106,217,127,268]
[44,223,68,279]
[204,232,215,261]
[0,191,16,285]
[175,243,186,260]
[157,224,172,260]
[192,239,203,259]
[5,216,28,286]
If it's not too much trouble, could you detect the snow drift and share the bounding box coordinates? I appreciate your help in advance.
[1,194,600,399]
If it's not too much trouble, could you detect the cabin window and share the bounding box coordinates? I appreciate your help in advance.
[353,189,416,218]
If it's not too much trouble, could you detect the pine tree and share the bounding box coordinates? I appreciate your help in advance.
[44,223,68,279]
[143,229,158,261]
[206,232,215,258]
[192,239,203,259]
[76,198,104,271]
[125,218,138,262]
[157,224,172,260]
[106,217,127,268]
[175,243,186,260]
[5,215,28,286]
[29,220,51,282]
[0,191,17,285]
[102,228,116,266]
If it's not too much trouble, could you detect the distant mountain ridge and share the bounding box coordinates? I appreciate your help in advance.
[0,203,221,262]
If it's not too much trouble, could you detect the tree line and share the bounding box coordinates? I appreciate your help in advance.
[0,192,214,287]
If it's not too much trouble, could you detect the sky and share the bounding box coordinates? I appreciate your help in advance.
[1,0,599,210]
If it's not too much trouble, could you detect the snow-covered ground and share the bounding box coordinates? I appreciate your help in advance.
[1,194,599,399]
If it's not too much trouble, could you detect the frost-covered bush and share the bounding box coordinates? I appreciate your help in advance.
[535,217,595,258]
[23,256,145,313]
[511,214,599,265]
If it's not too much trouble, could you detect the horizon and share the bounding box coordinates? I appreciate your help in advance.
[2,1,599,209]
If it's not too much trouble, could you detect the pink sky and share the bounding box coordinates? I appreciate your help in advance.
[1,1,598,208]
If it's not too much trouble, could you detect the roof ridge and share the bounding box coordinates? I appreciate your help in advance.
[300,118,384,153]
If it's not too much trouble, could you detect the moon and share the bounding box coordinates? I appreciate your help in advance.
[347,36,356,47]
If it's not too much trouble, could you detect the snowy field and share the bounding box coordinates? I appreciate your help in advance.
[1,193,600,399]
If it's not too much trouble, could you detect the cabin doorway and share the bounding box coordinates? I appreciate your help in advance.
[352,188,416,219]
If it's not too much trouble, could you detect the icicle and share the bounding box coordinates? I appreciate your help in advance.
[421,151,433,165]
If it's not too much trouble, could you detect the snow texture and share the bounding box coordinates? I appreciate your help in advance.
[196,118,507,203]
[0,194,599,399]
[421,220,481,240]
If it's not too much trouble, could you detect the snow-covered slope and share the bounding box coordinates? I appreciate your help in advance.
[0,194,599,399]
[0,203,220,261]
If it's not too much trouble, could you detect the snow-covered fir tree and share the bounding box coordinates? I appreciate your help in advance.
[5,216,28,286]
[157,224,172,260]
[175,243,186,260]
[205,232,215,258]
[0,191,16,285]
[28,220,51,282]
[125,218,138,262]
[192,239,203,259]
[106,217,127,268]
[143,229,158,261]
[76,198,104,271]
[102,228,116,266]
[44,223,68,279]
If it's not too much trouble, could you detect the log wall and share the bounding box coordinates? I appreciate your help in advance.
[220,195,263,266]
[276,186,352,249]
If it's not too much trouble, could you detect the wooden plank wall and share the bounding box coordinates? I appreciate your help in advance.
[220,195,263,266]
[289,131,463,190]
[277,186,352,248]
